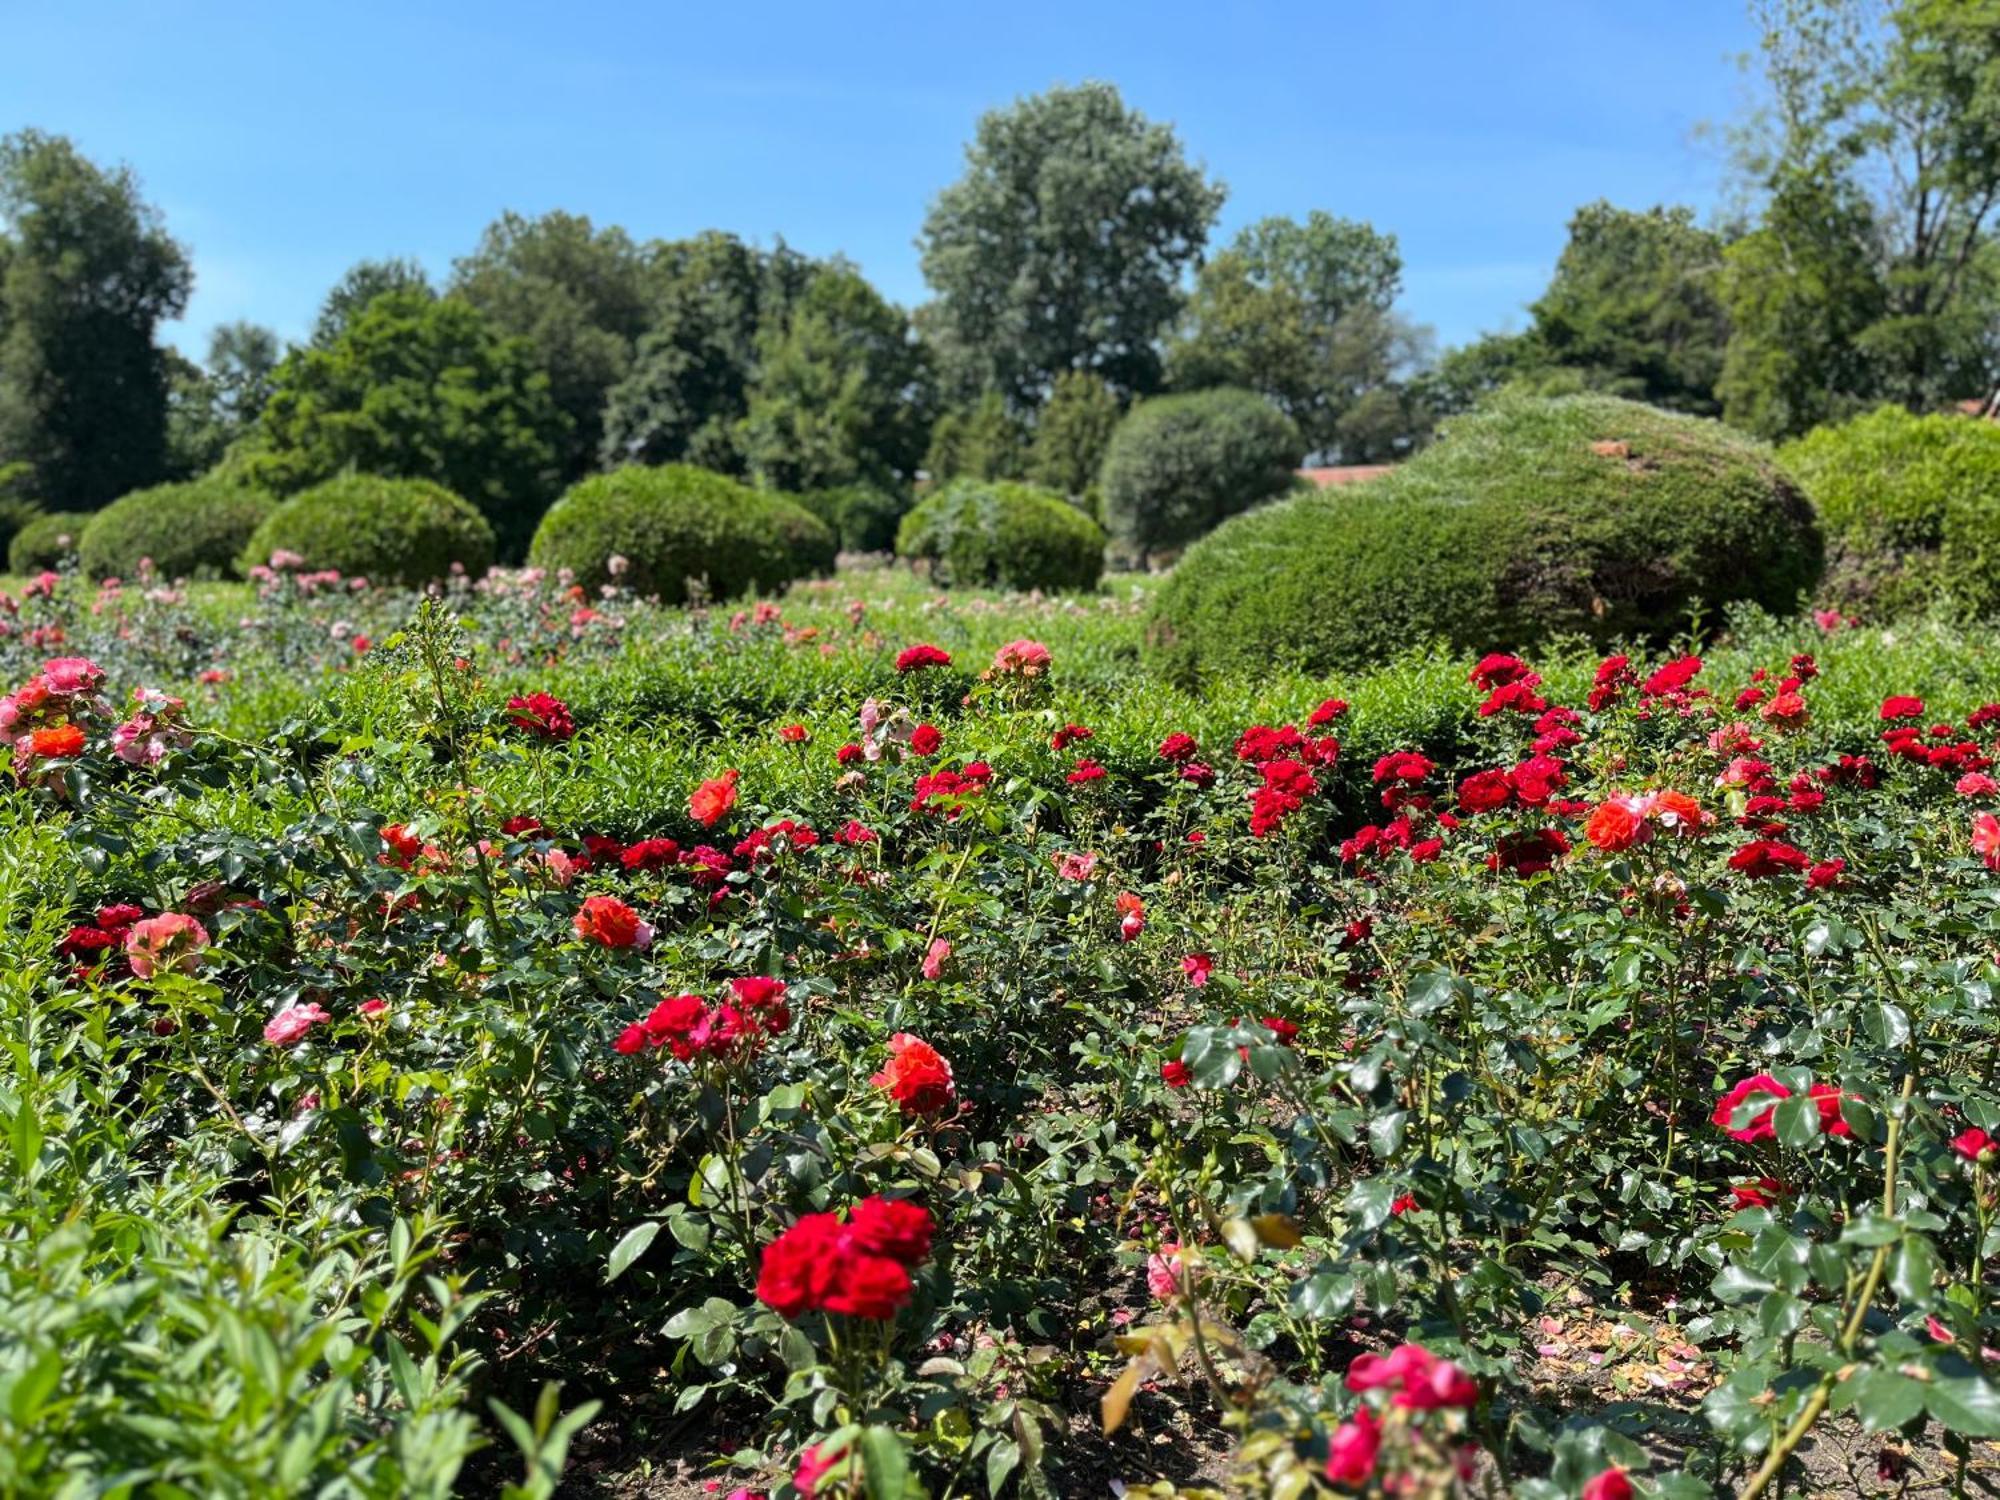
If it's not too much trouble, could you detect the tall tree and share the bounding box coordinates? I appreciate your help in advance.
[0,130,191,507]
[451,211,654,480]
[924,392,1028,484]
[741,267,932,494]
[1527,202,1732,414]
[1167,213,1430,460]
[1026,370,1123,497]
[918,82,1224,405]
[164,320,282,477]
[310,258,433,348]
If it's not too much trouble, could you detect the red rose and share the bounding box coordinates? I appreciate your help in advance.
[872,1033,955,1116]
[756,1212,843,1317]
[506,692,575,740]
[1713,1074,1789,1142]
[844,1195,934,1267]
[574,894,651,950]
[1728,839,1812,878]
[819,1249,912,1319]
[689,769,740,828]
[1160,1059,1191,1088]
[909,723,942,756]
[1581,1468,1635,1500]
[895,644,952,672]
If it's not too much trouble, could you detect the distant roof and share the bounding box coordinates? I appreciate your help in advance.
[1298,465,1395,488]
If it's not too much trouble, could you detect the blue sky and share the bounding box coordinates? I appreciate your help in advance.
[2,1,1763,360]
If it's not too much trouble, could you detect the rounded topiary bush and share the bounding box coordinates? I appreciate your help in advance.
[528,464,834,601]
[1099,388,1304,558]
[78,476,275,581]
[1779,406,2000,617]
[895,479,1105,592]
[798,484,910,553]
[1146,394,1822,684]
[9,511,91,574]
[239,475,495,587]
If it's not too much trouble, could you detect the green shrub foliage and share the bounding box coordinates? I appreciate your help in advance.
[239,475,495,586]
[529,464,834,600]
[1099,387,1304,556]
[1147,394,1822,682]
[1780,405,2000,618]
[8,510,91,573]
[797,484,910,553]
[895,478,1105,591]
[78,476,274,581]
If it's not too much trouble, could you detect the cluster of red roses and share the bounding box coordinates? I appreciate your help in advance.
[505,691,575,741]
[910,762,993,817]
[756,1195,934,1321]
[1,655,112,781]
[872,1033,956,1116]
[612,976,791,1061]
[1325,1342,1481,1488]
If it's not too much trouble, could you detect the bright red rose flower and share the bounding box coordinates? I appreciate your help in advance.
[873,1033,956,1116]
[1713,1074,1789,1141]
[506,692,575,740]
[895,644,952,672]
[689,769,740,827]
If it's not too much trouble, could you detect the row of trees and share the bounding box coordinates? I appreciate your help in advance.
[3,0,1997,527]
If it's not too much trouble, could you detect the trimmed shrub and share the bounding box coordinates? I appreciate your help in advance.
[9,511,90,574]
[1099,388,1304,557]
[1146,394,1821,683]
[895,479,1105,592]
[239,476,495,587]
[1779,406,2000,617]
[798,484,910,553]
[79,477,275,581]
[529,464,835,601]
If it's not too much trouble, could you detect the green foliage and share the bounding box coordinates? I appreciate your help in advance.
[1099,388,1303,558]
[0,129,191,508]
[0,460,40,556]
[1146,394,1823,682]
[310,257,434,348]
[1025,369,1122,497]
[796,483,909,553]
[1167,212,1432,461]
[78,474,274,581]
[918,82,1224,403]
[451,210,656,480]
[741,267,933,493]
[1780,404,2000,616]
[163,322,282,480]
[529,463,832,599]
[895,478,1104,591]
[8,508,88,572]
[244,290,568,558]
[922,391,1027,484]
[240,475,496,585]
[1528,201,1732,415]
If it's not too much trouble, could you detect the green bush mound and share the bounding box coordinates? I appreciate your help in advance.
[798,483,910,553]
[9,510,91,574]
[1146,394,1822,683]
[1779,406,2000,618]
[239,475,495,587]
[78,476,275,581]
[895,479,1106,592]
[528,464,835,601]
[1099,387,1304,557]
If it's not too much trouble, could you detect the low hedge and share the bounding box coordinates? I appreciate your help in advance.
[9,511,91,574]
[239,476,495,586]
[79,477,275,581]
[528,465,835,601]
[1146,394,1822,683]
[1099,388,1304,557]
[1779,406,2000,618]
[894,480,1105,592]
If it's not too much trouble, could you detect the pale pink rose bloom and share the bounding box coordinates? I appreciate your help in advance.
[1146,1243,1193,1300]
[264,1001,331,1046]
[124,913,209,979]
[1052,851,1098,881]
[921,937,952,980]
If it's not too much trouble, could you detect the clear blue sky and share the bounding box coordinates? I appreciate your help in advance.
[2,1,1762,360]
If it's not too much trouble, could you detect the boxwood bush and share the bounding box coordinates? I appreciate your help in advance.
[1146,394,1821,683]
[894,479,1105,592]
[78,477,275,581]
[528,464,835,601]
[1099,387,1304,558]
[8,511,90,574]
[797,483,910,553]
[1779,405,2000,618]
[239,475,495,586]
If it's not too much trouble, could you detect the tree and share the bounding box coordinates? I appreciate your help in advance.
[918,82,1225,405]
[923,392,1028,484]
[1409,332,1544,419]
[1527,202,1732,414]
[599,232,818,474]
[244,290,568,558]
[451,211,656,480]
[310,258,433,348]
[1167,213,1431,460]
[741,267,932,494]
[165,321,282,477]
[0,130,191,508]
[1027,370,1122,497]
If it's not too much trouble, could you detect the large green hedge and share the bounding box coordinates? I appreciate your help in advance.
[895,479,1105,592]
[79,477,275,581]
[239,476,496,586]
[1099,387,1304,556]
[1146,394,1822,683]
[1779,406,2000,618]
[8,511,90,575]
[528,465,834,601]
[797,483,910,553]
